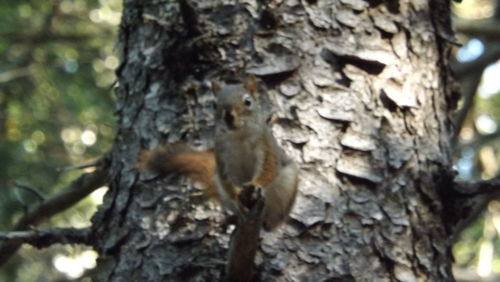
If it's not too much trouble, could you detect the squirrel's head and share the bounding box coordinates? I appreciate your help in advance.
[213,75,263,131]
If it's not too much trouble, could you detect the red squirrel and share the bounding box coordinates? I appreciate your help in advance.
[137,76,299,282]
[137,75,299,230]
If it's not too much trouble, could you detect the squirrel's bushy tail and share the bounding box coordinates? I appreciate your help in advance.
[137,144,216,195]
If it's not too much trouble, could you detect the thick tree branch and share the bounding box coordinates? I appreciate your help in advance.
[0,227,91,249]
[0,158,109,266]
[227,190,265,282]
[445,176,500,238]
[15,161,109,229]
[454,176,500,196]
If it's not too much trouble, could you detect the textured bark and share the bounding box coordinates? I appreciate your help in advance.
[91,0,458,281]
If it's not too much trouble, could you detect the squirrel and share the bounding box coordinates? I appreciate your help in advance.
[138,76,298,281]
[137,75,299,231]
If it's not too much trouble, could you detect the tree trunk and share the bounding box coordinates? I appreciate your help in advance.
[91,0,458,281]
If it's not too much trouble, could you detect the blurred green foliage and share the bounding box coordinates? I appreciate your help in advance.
[0,0,120,280]
[452,0,500,278]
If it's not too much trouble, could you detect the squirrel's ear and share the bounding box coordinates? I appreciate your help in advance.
[211,81,221,95]
[244,75,257,96]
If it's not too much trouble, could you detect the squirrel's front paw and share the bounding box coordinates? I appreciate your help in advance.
[238,185,264,220]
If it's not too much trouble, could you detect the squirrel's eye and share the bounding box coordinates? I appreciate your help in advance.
[243,95,252,107]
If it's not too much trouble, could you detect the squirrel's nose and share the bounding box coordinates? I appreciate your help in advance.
[223,107,237,130]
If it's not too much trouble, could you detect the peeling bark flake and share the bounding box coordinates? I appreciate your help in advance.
[337,153,383,183]
[340,131,377,151]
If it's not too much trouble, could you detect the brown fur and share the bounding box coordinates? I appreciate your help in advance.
[244,75,257,96]
[137,144,217,197]
[253,137,278,188]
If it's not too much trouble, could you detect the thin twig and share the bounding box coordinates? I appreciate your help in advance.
[0,66,33,84]
[57,160,100,172]
[0,227,92,249]
[14,182,46,201]
[13,189,29,215]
